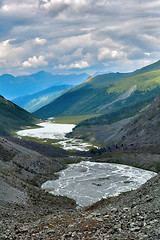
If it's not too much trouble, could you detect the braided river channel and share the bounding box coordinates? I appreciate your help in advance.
[42,161,157,207]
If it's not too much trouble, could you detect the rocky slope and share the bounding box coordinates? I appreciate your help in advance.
[0,167,159,239]
[70,95,160,153]
[96,94,160,158]
[0,136,80,237]
[0,136,81,187]
[66,96,160,173]
[115,95,160,152]
[0,136,159,239]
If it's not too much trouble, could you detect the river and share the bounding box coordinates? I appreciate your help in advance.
[41,161,157,207]
[16,121,97,151]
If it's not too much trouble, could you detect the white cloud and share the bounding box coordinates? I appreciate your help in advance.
[34,37,46,45]
[0,39,24,67]
[1,2,38,17]
[144,52,151,56]
[69,60,89,69]
[98,48,126,61]
[0,0,160,75]
[54,60,89,69]
[23,56,48,68]
[54,64,67,70]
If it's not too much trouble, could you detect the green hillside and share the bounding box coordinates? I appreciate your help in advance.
[33,72,130,117]
[0,95,37,136]
[34,60,160,118]
[134,60,160,74]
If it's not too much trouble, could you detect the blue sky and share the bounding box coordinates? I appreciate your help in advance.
[0,0,160,76]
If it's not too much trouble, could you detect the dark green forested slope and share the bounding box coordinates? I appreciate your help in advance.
[0,95,37,136]
[34,60,160,118]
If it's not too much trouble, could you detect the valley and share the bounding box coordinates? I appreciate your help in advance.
[1,0,160,237]
[0,60,160,239]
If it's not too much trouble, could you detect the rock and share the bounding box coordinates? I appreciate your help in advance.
[123,207,130,211]
[91,212,101,217]
[95,217,104,222]
[110,208,118,213]
[150,219,159,224]
[130,226,141,232]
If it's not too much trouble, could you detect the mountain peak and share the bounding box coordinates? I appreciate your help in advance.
[0,74,15,79]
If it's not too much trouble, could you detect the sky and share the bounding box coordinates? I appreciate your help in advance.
[0,0,160,76]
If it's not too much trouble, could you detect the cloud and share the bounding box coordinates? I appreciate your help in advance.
[0,1,38,18]
[0,0,160,75]
[69,61,89,69]
[34,37,46,45]
[39,0,89,16]
[98,48,126,61]
[0,39,24,67]
[39,0,69,16]
[54,60,89,70]
[23,56,48,68]
[144,52,151,56]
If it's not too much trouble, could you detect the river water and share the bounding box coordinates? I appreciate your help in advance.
[41,161,157,207]
[16,122,96,151]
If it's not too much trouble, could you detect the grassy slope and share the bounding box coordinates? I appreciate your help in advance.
[34,72,130,118]
[34,60,160,118]
[0,95,37,136]
[54,114,101,124]
[76,87,160,128]
[108,70,160,94]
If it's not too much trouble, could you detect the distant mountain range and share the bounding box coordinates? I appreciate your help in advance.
[34,60,160,118]
[0,71,89,99]
[0,95,36,136]
[12,84,73,113]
